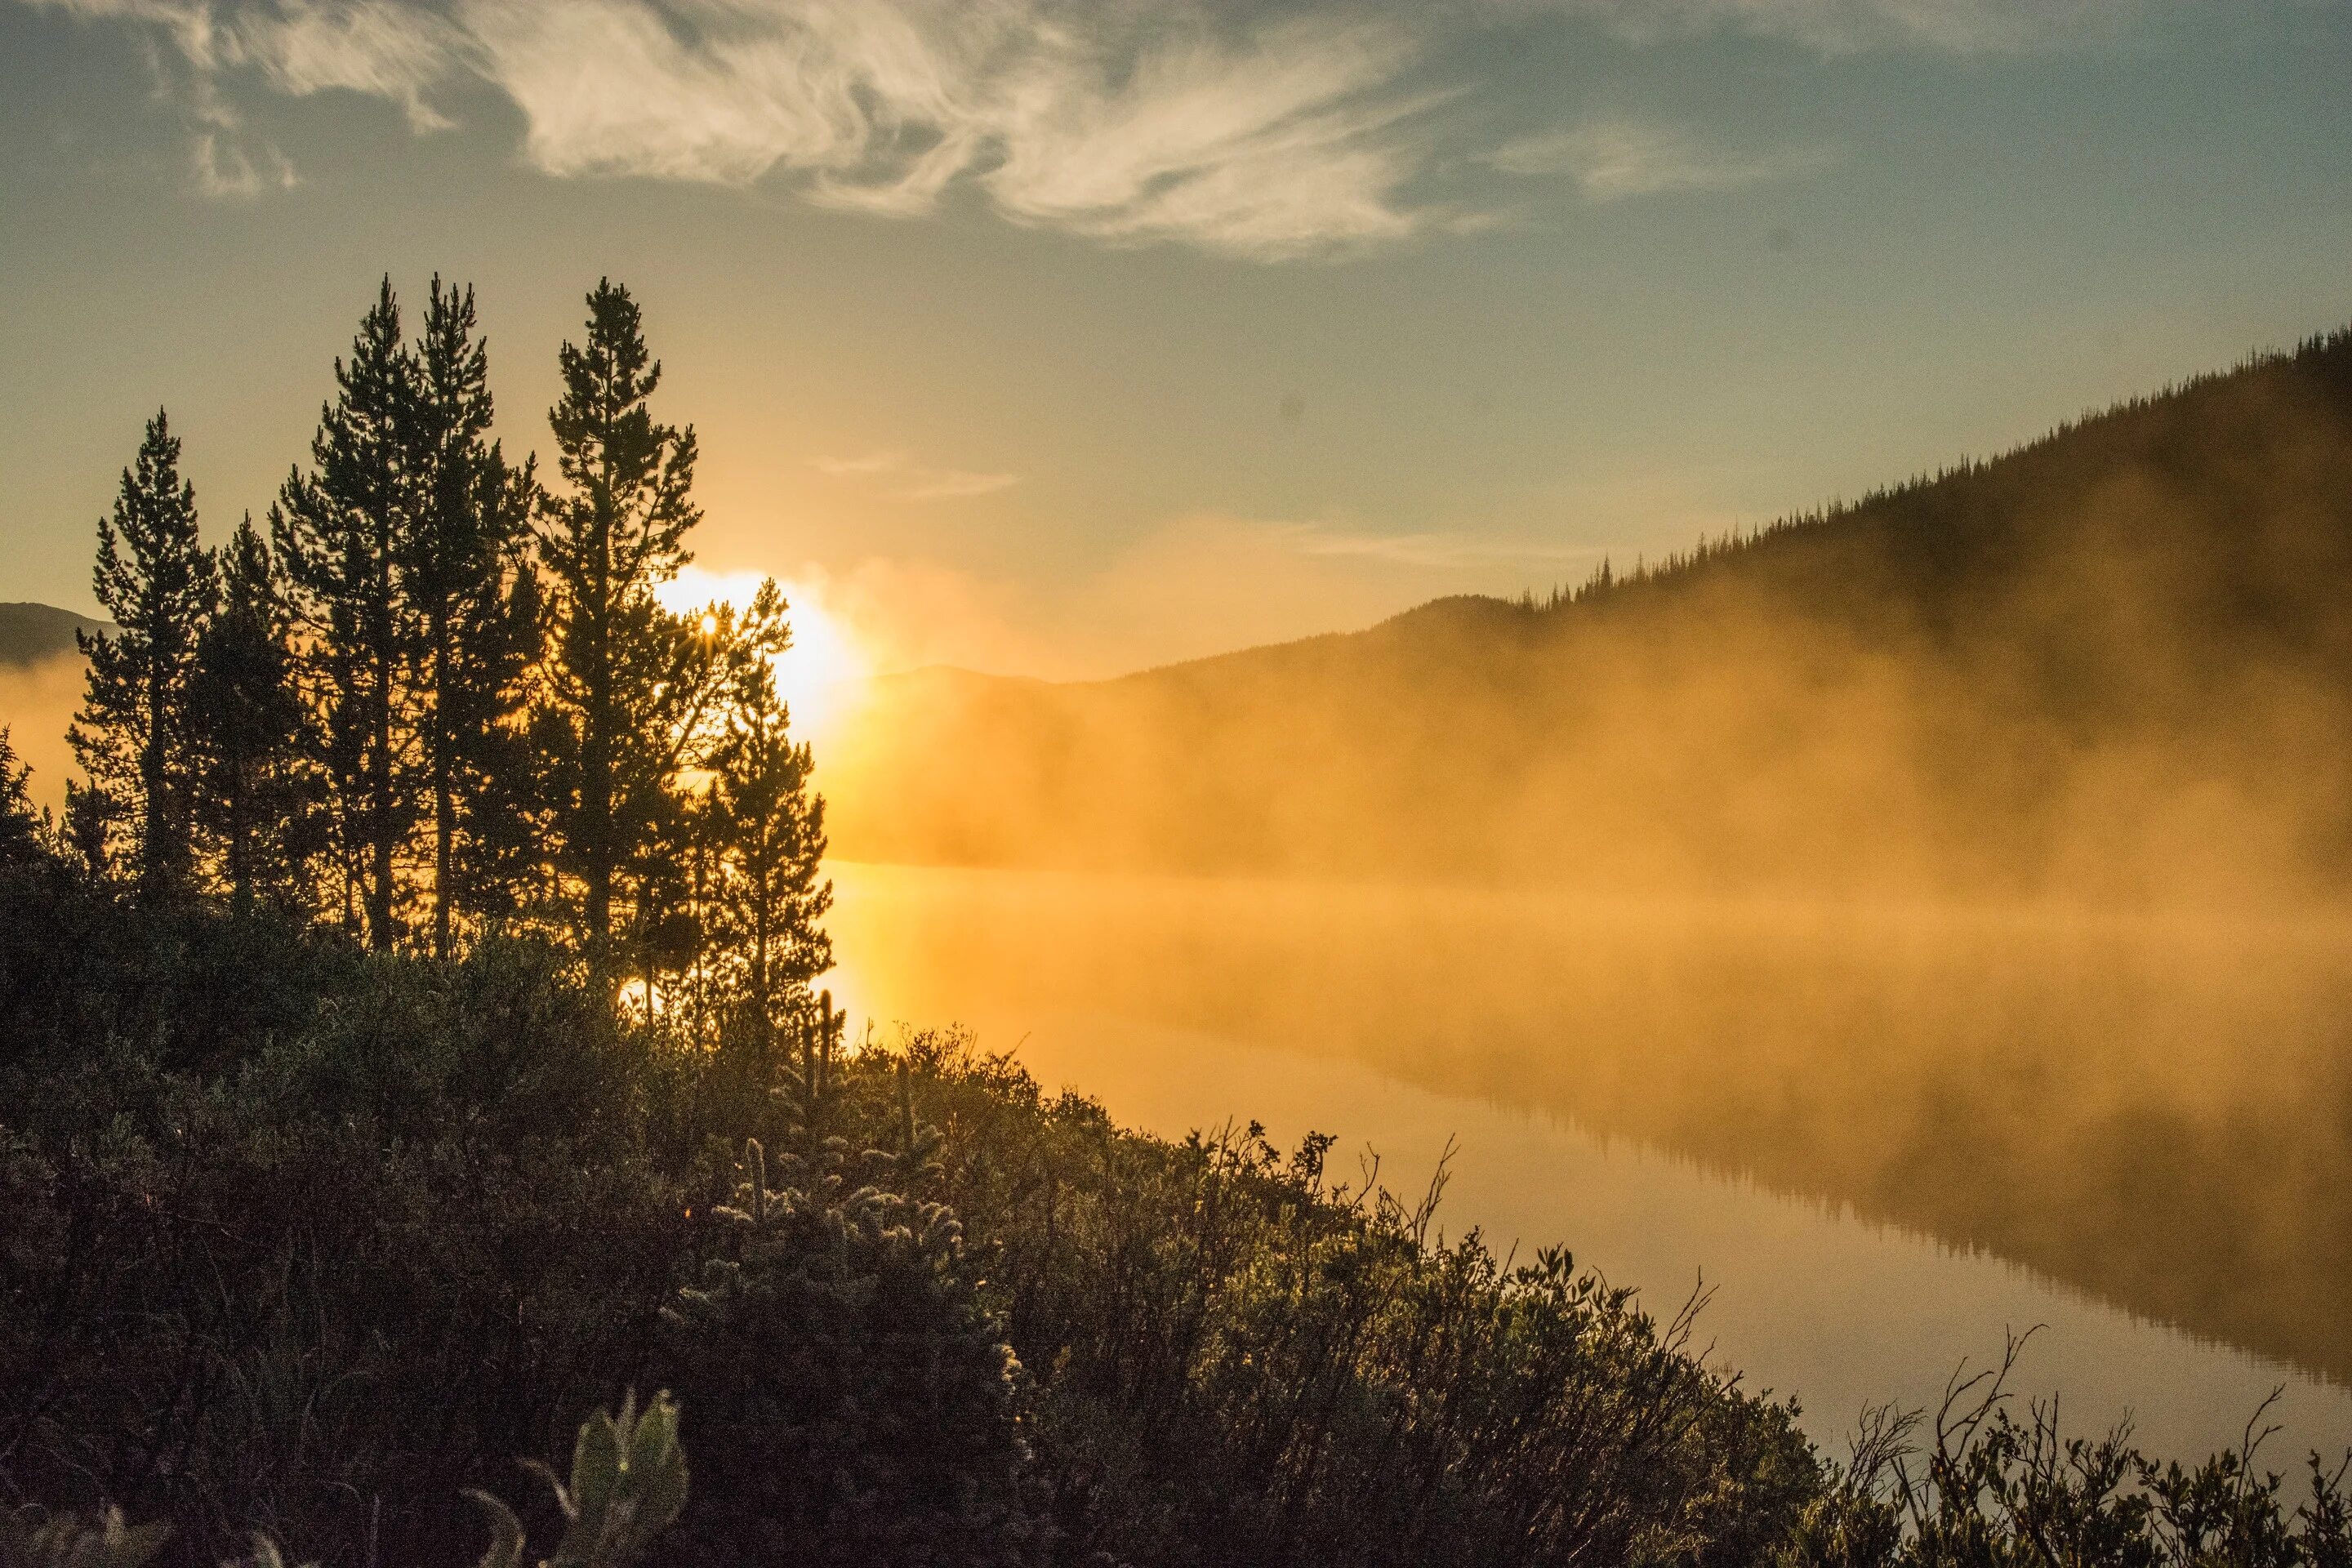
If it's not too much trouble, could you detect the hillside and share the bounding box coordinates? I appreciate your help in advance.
[829,327,2352,903]
[0,601,105,667]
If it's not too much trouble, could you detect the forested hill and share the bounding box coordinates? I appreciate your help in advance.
[829,327,2352,900]
[0,602,105,666]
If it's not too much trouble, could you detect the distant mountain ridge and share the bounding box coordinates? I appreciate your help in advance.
[828,326,2352,902]
[0,603,107,667]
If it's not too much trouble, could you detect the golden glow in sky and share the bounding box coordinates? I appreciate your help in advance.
[656,565,868,742]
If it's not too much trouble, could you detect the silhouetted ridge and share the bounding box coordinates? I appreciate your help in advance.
[832,318,2352,889]
[0,602,108,666]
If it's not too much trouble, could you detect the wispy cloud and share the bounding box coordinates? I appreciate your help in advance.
[1531,0,2140,55]
[812,448,1018,501]
[1486,117,1829,200]
[190,125,295,194]
[28,0,1453,256]
[20,0,2139,232]
[894,469,1019,501]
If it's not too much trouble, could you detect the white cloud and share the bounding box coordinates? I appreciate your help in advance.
[811,448,1018,501]
[1486,117,1828,200]
[234,0,461,131]
[27,0,1449,256]
[20,0,2136,235]
[190,124,296,194]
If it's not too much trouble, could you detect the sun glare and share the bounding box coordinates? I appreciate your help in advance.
[657,565,868,741]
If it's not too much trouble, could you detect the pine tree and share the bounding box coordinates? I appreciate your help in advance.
[69,411,218,893]
[536,279,713,960]
[189,515,312,914]
[274,278,422,949]
[0,728,50,870]
[403,276,541,956]
[706,580,831,1046]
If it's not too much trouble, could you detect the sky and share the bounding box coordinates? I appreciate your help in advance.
[2,0,2350,684]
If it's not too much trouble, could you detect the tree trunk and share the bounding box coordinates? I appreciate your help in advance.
[432,620,453,960]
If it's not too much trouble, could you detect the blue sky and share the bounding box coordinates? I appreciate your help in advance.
[3,0,2350,675]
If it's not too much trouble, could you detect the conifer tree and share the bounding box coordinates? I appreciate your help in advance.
[0,728,49,870]
[536,280,715,958]
[706,580,831,1045]
[274,278,421,948]
[403,276,541,956]
[189,515,311,914]
[69,411,218,893]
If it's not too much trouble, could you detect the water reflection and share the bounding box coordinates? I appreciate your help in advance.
[824,860,2352,1464]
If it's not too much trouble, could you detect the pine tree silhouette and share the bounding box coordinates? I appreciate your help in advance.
[705,578,831,1051]
[403,276,540,956]
[273,278,423,948]
[69,410,217,895]
[535,280,708,964]
[189,515,312,913]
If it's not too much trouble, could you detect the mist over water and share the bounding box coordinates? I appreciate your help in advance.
[823,859,2352,1464]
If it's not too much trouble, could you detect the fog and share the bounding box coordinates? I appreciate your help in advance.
[826,860,2352,1463]
[0,652,83,817]
[820,861,2352,1385]
[810,349,2352,1398]
[828,513,2352,911]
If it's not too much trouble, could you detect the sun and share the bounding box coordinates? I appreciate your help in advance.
[655,565,868,741]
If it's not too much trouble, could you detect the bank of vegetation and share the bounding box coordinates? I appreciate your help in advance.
[4,278,2350,1566]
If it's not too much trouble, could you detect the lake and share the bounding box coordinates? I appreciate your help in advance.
[824,858,2352,1468]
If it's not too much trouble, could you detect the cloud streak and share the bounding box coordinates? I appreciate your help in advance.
[1530,0,2142,55]
[1486,117,1829,201]
[812,448,1018,501]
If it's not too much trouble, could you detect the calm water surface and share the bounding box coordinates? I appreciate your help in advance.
[824,860,2352,1467]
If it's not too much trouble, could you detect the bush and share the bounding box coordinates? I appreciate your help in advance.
[656,1145,1034,1568]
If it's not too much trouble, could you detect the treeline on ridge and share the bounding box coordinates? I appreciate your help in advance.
[830,327,2352,900]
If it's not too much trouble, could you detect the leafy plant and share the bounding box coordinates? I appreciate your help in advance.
[468,1394,687,1568]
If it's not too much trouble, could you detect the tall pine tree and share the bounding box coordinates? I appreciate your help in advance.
[537,280,715,958]
[69,410,218,894]
[403,275,540,956]
[274,278,421,948]
[706,579,831,1046]
[189,515,313,914]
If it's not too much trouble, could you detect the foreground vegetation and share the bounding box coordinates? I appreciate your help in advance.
[2,773,2350,1568]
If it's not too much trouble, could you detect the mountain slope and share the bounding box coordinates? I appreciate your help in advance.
[0,602,105,667]
[830,327,2352,902]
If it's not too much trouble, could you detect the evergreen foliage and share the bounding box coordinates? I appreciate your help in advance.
[69,410,218,894]
[535,279,710,957]
[702,578,831,1047]
[0,729,47,868]
[189,516,314,913]
[402,276,541,957]
[273,278,425,947]
[31,271,826,1015]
